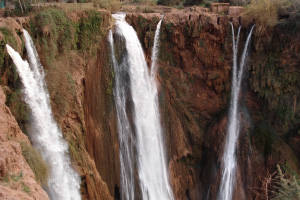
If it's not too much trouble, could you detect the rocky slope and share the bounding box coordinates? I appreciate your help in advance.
[0,86,49,200]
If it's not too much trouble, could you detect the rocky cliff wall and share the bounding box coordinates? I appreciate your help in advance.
[0,9,115,199]
[0,6,299,200]
[126,8,300,200]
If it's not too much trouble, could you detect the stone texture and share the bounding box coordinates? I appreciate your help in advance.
[0,87,49,200]
[229,6,245,17]
[127,9,300,200]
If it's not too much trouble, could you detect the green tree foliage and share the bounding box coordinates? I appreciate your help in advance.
[272,165,300,200]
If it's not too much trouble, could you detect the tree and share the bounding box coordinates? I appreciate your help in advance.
[249,165,300,200]
[272,165,300,200]
[248,170,277,199]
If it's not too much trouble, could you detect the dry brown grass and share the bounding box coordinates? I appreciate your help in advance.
[242,0,285,38]
[20,142,49,186]
[93,0,121,11]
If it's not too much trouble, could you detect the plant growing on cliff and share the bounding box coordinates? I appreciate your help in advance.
[0,27,18,72]
[93,0,120,11]
[30,9,74,64]
[249,165,300,199]
[242,0,284,38]
[271,165,300,200]
[20,142,49,186]
[77,10,103,52]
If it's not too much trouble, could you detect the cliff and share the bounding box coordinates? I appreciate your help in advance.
[0,9,115,199]
[0,5,299,200]
[126,7,300,200]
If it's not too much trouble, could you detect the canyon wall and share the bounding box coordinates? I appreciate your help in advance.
[0,10,115,199]
[126,9,300,200]
[0,7,299,200]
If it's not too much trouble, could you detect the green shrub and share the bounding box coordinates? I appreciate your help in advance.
[158,0,182,6]
[272,165,300,200]
[242,0,285,37]
[13,0,33,16]
[174,3,184,10]
[22,182,31,194]
[77,10,103,52]
[20,142,49,186]
[29,9,74,65]
[0,27,18,72]
[93,0,120,11]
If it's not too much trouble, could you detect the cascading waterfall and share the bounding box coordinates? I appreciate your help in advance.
[218,24,254,200]
[110,13,174,200]
[6,29,81,200]
[109,29,135,200]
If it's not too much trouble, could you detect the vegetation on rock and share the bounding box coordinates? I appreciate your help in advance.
[20,142,49,186]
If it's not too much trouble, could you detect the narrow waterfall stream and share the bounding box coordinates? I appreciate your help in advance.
[6,29,81,200]
[109,28,135,200]
[218,25,255,200]
[150,18,163,79]
[110,13,173,200]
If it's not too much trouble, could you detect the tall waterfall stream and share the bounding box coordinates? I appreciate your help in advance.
[218,25,255,200]
[109,13,174,200]
[6,29,81,200]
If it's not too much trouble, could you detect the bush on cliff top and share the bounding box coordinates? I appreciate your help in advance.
[93,0,120,11]
[242,0,282,37]
[242,0,300,38]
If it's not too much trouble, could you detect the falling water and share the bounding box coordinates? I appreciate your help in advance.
[6,29,81,200]
[109,29,135,200]
[218,24,254,200]
[150,18,163,79]
[111,13,173,200]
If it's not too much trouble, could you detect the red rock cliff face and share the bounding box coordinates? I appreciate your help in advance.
[0,7,299,200]
[126,8,300,200]
[0,11,114,200]
[0,87,50,200]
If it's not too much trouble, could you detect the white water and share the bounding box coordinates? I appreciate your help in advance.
[111,14,174,200]
[109,29,135,200]
[6,29,81,200]
[218,25,254,200]
[150,18,163,79]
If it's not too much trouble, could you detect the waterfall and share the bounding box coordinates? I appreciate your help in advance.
[109,29,135,200]
[110,13,174,200]
[150,18,163,79]
[218,24,254,200]
[6,29,81,200]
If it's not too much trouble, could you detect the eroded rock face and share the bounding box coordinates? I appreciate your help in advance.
[0,7,299,200]
[0,87,49,200]
[0,13,114,200]
[127,8,300,200]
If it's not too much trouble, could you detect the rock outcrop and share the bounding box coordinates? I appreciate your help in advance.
[127,7,300,200]
[0,86,49,200]
[0,11,114,199]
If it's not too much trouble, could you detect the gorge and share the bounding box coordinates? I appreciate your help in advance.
[0,2,299,200]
